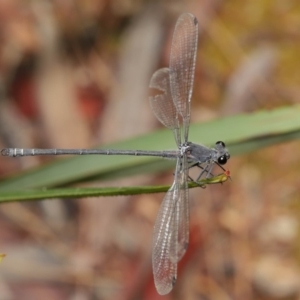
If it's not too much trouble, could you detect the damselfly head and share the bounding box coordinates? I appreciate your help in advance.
[215,141,230,165]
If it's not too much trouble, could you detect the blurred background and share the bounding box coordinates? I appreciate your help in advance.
[0,0,300,299]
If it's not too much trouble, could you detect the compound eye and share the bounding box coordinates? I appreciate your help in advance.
[216,141,225,147]
[218,155,227,165]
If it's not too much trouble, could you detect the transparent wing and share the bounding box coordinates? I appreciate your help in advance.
[174,154,189,262]
[152,157,189,295]
[151,13,197,295]
[169,13,198,143]
[149,68,181,146]
[152,182,178,295]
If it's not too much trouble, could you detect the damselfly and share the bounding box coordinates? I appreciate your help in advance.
[1,13,230,295]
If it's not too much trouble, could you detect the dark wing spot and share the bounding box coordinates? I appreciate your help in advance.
[185,242,189,250]
[172,276,177,287]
